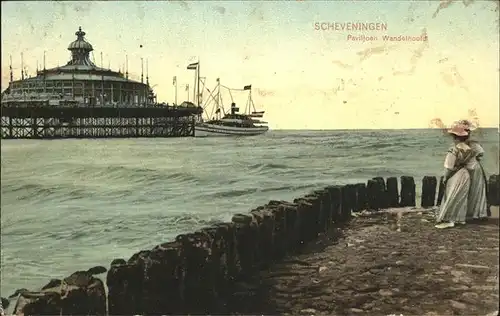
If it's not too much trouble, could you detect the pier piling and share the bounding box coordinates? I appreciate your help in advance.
[1,105,201,139]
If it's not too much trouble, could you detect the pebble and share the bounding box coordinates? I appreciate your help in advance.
[471,285,497,291]
[300,308,317,315]
[450,300,467,310]
[461,292,479,303]
[435,250,448,254]
[349,308,364,313]
[455,263,491,270]
[379,289,393,296]
[452,276,473,285]
[450,270,465,277]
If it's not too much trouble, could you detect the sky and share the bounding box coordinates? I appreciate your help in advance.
[1,0,499,130]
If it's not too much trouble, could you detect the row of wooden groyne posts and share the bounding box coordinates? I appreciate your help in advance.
[4,174,500,315]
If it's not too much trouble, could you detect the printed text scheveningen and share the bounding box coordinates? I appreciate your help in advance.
[314,22,388,31]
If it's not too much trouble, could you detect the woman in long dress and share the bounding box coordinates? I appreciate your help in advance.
[435,123,476,229]
[458,120,490,219]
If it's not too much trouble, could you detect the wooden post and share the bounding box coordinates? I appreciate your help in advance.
[488,174,500,206]
[354,183,367,211]
[436,176,445,206]
[326,185,342,224]
[386,177,399,207]
[340,185,354,221]
[372,177,388,208]
[366,179,381,210]
[400,176,416,207]
[421,176,438,207]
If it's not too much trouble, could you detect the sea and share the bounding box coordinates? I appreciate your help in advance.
[1,129,498,299]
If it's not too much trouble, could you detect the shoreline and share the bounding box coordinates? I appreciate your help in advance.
[2,175,499,315]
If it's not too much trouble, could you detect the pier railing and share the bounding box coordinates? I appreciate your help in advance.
[4,174,499,315]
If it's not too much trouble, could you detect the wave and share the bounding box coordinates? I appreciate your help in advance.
[202,183,319,199]
[247,162,291,171]
[2,129,499,300]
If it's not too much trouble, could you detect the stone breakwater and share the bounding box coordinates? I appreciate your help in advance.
[2,174,499,315]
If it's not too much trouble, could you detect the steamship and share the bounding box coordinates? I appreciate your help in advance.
[185,62,268,137]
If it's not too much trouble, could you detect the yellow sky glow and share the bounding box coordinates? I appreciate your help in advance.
[1,1,499,129]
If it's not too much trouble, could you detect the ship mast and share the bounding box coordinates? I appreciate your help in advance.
[192,65,196,104]
[187,59,200,106]
[216,78,221,118]
[197,57,200,106]
[43,51,47,93]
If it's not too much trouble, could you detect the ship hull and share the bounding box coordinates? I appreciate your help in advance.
[195,123,268,137]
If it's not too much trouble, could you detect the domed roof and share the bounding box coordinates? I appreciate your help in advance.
[67,27,93,51]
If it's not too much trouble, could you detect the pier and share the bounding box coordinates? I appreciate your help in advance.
[1,27,203,140]
[0,103,202,139]
[2,174,499,315]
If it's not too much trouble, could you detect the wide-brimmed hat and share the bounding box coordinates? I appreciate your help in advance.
[447,123,469,136]
[456,119,477,131]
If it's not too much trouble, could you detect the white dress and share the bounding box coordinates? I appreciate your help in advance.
[466,142,489,219]
[436,143,473,224]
